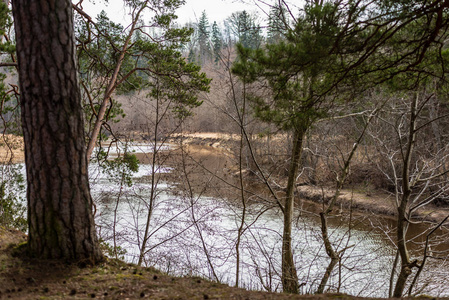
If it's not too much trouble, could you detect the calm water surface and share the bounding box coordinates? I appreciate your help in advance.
[88,143,449,297]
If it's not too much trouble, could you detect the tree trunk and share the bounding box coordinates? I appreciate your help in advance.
[282,128,305,294]
[316,212,339,294]
[13,0,102,262]
[393,93,418,297]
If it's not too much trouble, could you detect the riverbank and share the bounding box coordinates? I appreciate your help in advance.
[2,132,449,223]
[165,132,449,225]
[0,227,374,299]
[2,134,448,298]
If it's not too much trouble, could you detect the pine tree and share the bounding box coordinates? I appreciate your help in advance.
[74,1,207,158]
[226,11,262,49]
[211,21,223,64]
[13,0,102,262]
[197,10,211,64]
[267,1,288,44]
[232,1,361,293]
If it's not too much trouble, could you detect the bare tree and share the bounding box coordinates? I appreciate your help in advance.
[367,90,449,297]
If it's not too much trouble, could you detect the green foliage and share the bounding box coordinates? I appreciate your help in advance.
[210,22,223,59]
[75,2,210,140]
[0,2,15,54]
[226,10,262,49]
[211,21,223,64]
[0,6,20,135]
[0,164,26,231]
[0,74,21,135]
[97,147,139,187]
[147,56,210,119]
[99,238,127,259]
[232,1,344,132]
[267,1,288,44]
[197,11,211,63]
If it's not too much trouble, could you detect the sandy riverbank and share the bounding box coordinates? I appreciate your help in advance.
[0,134,24,163]
[165,133,449,224]
[2,132,448,224]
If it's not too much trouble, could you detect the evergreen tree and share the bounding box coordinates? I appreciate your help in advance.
[211,21,223,64]
[13,0,102,262]
[233,0,449,294]
[183,21,198,64]
[74,1,209,157]
[197,10,211,64]
[226,11,262,49]
[267,1,288,44]
[232,0,369,293]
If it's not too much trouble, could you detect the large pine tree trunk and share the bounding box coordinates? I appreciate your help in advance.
[13,0,102,262]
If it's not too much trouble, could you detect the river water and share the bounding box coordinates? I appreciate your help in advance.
[7,143,448,297]
[86,142,449,297]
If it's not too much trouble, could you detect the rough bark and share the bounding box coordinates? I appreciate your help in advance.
[13,0,102,262]
[281,128,304,294]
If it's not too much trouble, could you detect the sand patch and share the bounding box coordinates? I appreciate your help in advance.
[0,134,24,163]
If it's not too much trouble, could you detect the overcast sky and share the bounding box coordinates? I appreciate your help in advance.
[81,0,269,26]
[175,0,261,24]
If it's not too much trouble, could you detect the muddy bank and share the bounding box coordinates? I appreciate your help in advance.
[160,133,449,225]
[3,131,448,224]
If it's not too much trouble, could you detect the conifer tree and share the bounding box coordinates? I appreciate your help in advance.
[226,11,262,49]
[74,1,209,157]
[232,0,366,293]
[233,0,449,294]
[13,0,102,262]
[197,10,211,64]
[211,21,223,64]
[267,1,288,44]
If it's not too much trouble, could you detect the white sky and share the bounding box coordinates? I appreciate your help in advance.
[80,0,271,26]
[175,0,261,24]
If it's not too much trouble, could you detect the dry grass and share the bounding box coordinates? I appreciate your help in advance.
[0,134,24,164]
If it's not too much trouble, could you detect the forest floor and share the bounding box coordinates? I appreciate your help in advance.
[0,227,377,300]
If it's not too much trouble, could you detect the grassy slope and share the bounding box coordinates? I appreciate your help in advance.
[0,227,373,300]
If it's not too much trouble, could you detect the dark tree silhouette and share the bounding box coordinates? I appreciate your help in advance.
[13,0,102,262]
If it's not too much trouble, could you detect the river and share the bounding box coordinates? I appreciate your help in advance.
[86,142,449,297]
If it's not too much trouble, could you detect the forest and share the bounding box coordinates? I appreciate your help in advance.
[1,0,449,298]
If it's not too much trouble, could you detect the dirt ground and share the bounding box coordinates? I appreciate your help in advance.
[0,228,375,300]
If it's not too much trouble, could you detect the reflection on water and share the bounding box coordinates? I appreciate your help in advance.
[90,155,449,298]
[11,144,449,297]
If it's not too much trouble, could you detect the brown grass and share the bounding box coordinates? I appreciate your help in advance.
[0,134,24,164]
